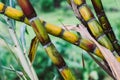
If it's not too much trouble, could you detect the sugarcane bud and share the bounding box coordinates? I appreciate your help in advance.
[17,0,36,19]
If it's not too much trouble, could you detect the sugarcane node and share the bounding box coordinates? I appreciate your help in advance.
[86,18,95,24]
[30,19,51,45]
[29,16,38,23]
[56,60,66,69]
[58,29,65,38]
[17,0,37,20]
[104,29,111,34]
[42,21,47,27]
[109,29,112,32]
[93,47,98,54]
[81,19,87,26]
[77,3,86,10]
[96,33,105,41]
[56,61,66,69]
[58,65,68,72]
[43,42,52,49]
[97,11,105,18]
[76,17,95,38]
[89,43,96,52]
[39,38,51,46]
[76,15,89,28]
[19,15,26,22]
[0,4,7,14]
[74,37,81,46]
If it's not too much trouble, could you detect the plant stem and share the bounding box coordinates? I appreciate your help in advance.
[91,0,120,56]
[0,2,103,59]
[1,2,120,61]
[17,0,76,79]
[68,0,119,57]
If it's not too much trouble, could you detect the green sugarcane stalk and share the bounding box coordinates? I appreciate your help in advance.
[17,0,76,79]
[91,0,120,56]
[68,0,120,57]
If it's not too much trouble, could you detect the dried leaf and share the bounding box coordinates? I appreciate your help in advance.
[77,24,120,79]
[28,36,39,63]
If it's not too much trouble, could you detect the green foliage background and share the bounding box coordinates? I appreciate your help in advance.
[0,0,120,80]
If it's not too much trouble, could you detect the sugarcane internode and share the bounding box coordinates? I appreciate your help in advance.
[17,0,36,19]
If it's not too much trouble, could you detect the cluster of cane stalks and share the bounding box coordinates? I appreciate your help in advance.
[67,0,120,56]
[0,0,120,79]
[91,0,120,55]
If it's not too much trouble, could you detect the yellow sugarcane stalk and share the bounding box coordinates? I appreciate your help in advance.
[17,0,76,79]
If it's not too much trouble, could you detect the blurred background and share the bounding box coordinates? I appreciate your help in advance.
[0,0,120,80]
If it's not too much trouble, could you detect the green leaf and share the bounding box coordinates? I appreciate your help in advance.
[0,16,7,25]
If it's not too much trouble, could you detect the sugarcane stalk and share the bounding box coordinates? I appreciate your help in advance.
[0,2,103,58]
[68,0,120,57]
[1,2,120,61]
[17,0,76,79]
[91,0,120,56]
[0,1,120,79]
